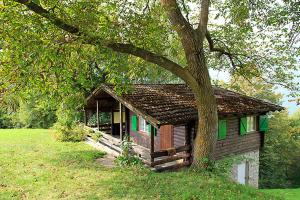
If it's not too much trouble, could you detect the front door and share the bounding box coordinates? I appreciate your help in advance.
[160,125,174,150]
[237,162,249,185]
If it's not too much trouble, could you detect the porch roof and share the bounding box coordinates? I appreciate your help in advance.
[85,84,284,126]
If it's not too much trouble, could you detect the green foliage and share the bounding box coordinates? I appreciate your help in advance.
[191,155,244,178]
[0,108,13,128]
[219,76,283,104]
[87,112,111,127]
[115,135,142,167]
[53,123,87,142]
[89,129,102,141]
[0,92,57,128]
[15,100,57,128]
[260,111,300,188]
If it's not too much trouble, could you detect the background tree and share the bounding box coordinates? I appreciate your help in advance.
[260,110,300,188]
[1,0,299,166]
[221,75,300,188]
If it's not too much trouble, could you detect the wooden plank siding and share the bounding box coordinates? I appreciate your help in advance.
[215,117,261,159]
[192,116,261,160]
[160,125,174,150]
[129,111,160,150]
[173,126,186,148]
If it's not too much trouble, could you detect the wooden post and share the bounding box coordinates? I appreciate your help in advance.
[84,109,87,126]
[111,109,114,135]
[96,100,100,131]
[150,125,155,163]
[119,102,123,141]
[125,107,130,138]
[184,123,191,163]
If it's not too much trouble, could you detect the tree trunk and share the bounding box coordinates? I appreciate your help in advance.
[187,49,218,166]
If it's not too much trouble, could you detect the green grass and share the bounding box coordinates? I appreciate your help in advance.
[0,129,281,200]
[262,188,300,200]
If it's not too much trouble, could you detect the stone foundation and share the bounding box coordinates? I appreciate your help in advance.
[231,150,260,188]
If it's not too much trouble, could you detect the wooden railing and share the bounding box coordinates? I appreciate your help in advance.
[149,145,191,171]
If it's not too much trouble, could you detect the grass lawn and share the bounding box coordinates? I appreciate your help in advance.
[0,129,281,200]
[262,188,300,200]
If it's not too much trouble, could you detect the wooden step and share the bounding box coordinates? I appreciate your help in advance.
[154,161,190,172]
[151,153,190,167]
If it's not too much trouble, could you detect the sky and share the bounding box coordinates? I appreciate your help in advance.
[209,69,299,114]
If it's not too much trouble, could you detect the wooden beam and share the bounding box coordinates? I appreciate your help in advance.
[111,109,114,135]
[155,161,190,172]
[96,100,100,131]
[84,109,87,126]
[150,153,190,167]
[125,107,130,138]
[119,102,123,141]
[102,85,160,127]
[150,125,155,163]
[151,145,191,158]
[185,123,191,163]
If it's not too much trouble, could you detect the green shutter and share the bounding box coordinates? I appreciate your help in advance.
[147,124,151,135]
[240,117,248,135]
[259,115,268,132]
[147,125,157,136]
[218,120,227,140]
[131,115,137,131]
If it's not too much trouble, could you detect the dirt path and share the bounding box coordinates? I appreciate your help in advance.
[96,154,116,168]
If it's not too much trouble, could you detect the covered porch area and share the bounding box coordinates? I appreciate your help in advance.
[84,86,192,170]
[83,88,154,162]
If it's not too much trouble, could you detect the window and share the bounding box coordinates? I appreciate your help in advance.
[247,116,257,132]
[139,116,147,132]
[240,116,257,135]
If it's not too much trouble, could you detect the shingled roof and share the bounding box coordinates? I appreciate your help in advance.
[86,84,284,126]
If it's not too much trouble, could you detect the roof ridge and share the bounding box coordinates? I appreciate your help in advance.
[213,86,283,108]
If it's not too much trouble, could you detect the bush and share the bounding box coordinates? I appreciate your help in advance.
[115,136,142,167]
[53,123,87,142]
[90,131,102,141]
[0,109,14,128]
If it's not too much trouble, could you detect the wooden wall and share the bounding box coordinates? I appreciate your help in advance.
[129,111,160,151]
[173,125,186,148]
[192,116,261,160]
[128,109,260,161]
[214,117,261,160]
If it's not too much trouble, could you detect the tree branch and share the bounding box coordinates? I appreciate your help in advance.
[106,43,191,81]
[197,0,210,40]
[15,0,79,34]
[13,0,194,83]
[205,31,237,68]
[160,0,194,40]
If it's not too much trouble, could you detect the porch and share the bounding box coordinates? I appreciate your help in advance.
[84,87,192,171]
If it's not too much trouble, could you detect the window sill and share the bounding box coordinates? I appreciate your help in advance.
[138,130,149,136]
[241,130,258,135]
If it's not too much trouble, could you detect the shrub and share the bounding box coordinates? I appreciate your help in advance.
[115,136,142,167]
[90,131,102,141]
[53,123,87,142]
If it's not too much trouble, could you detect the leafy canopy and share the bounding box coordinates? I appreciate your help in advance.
[0,0,299,107]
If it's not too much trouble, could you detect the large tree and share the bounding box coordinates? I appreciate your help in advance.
[1,0,299,166]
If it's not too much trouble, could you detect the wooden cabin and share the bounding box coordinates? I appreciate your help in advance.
[84,84,283,187]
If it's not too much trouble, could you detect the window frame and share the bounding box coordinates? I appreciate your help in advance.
[246,116,257,132]
[138,116,148,133]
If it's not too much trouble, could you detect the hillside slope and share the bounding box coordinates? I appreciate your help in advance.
[0,129,280,200]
